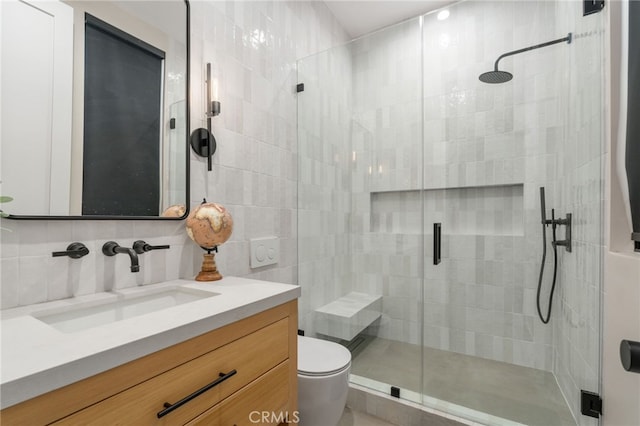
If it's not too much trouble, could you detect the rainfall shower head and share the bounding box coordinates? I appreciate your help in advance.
[479,33,572,84]
[479,70,513,84]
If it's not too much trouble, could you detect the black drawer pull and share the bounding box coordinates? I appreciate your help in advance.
[157,369,237,418]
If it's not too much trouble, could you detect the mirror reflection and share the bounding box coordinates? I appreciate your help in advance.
[0,0,189,218]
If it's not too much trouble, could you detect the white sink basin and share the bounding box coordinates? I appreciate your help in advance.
[33,288,218,333]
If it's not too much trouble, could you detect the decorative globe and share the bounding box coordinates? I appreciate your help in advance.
[186,202,233,249]
[162,204,186,218]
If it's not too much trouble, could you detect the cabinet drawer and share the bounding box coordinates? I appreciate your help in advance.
[187,361,291,426]
[54,319,289,426]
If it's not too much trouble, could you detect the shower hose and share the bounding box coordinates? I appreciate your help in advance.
[536,210,559,324]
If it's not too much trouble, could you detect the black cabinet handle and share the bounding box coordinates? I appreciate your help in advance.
[433,223,441,265]
[157,369,237,418]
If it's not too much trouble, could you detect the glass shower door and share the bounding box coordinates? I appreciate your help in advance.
[420,1,603,425]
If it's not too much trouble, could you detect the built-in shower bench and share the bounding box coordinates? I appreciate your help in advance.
[314,292,382,341]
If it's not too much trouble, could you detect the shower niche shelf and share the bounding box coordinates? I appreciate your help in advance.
[370,184,524,236]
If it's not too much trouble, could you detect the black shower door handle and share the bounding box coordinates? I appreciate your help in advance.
[433,223,441,265]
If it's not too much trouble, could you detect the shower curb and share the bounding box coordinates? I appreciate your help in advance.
[346,383,472,426]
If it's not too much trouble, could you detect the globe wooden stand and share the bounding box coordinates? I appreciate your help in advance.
[195,252,222,281]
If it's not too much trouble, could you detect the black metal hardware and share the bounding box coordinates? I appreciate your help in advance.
[296,83,304,93]
[564,213,572,252]
[495,33,572,73]
[632,233,640,253]
[620,340,640,373]
[480,34,572,83]
[551,210,572,253]
[433,223,441,265]
[52,242,89,259]
[102,241,139,273]
[537,187,573,324]
[298,329,305,336]
[584,0,605,16]
[580,390,602,418]
[189,62,220,173]
[133,240,170,254]
[170,118,176,129]
[190,128,216,171]
[390,386,400,398]
[157,369,237,418]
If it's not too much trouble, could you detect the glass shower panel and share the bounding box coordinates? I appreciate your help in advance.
[553,1,605,424]
[297,46,354,343]
[297,17,425,405]
[348,17,424,402]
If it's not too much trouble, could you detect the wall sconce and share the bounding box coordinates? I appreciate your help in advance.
[207,63,221,118]
[190,62,220,171]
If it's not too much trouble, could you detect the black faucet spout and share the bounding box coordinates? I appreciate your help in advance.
[102,241,140,272]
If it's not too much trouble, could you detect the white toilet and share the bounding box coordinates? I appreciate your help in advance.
[297,336,351,426]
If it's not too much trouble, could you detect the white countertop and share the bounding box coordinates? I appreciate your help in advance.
[0,277,300,409]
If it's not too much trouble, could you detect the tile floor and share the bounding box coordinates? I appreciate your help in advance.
[338,407,397,426]
[349,337,576,426]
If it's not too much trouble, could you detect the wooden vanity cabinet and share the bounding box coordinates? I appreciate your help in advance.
[0,300,298,426]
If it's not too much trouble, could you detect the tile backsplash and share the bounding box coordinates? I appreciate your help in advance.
[0,220,192,308]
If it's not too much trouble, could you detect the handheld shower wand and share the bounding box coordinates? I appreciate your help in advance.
[537,188,557,324]
[537,187,572,324]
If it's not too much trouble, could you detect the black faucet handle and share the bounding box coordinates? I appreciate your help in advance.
[52,242,89,259]
[102,241,121,256]
[133,240,170,254]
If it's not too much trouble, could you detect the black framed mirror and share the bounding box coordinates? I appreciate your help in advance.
[0,0,190,219]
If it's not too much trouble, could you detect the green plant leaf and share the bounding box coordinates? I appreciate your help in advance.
[0,196,13,203]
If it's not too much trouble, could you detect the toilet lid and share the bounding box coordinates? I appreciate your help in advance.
[298,336,351,376]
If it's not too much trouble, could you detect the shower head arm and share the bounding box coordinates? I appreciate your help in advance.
[493,33,572,71]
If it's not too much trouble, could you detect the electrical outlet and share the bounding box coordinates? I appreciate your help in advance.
[250,237,279,268]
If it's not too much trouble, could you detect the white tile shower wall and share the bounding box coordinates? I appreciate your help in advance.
[0,1,348,309]
[552,1,605,424]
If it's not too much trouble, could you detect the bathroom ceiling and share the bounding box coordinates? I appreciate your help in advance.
[323,0,458,39]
